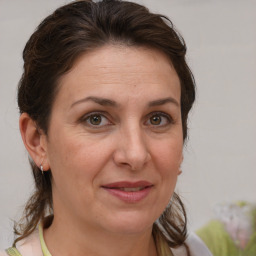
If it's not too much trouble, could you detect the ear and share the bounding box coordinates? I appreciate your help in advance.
[178,154,184,176]
[179,154,184,166]
[19,113,50,171]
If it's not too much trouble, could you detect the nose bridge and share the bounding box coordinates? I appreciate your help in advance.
[125,122,145,153]
[116,120,150,170]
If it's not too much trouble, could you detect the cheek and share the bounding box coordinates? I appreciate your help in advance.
[153,139,182,199]
[47,139,100,207]
[153,139,183,172]
[48,135,113,187]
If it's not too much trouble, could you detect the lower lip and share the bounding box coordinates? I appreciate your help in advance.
[102,186,152,203]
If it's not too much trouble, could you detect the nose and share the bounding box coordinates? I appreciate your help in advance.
[113,124,151,171]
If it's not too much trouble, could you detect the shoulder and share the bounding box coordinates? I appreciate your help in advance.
[185,232,213,256]
[171,232,213,256]
[16,228,42,256]
[1,228,43,256]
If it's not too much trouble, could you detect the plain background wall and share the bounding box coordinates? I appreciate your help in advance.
[0,0,255,249]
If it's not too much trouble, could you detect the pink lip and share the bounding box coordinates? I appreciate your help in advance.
[101,181,153,203]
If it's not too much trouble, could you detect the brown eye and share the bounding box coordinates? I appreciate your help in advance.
[150,115,161,125]
[83,113,111,128]
[89,115,102,125]
[146,112,172,127]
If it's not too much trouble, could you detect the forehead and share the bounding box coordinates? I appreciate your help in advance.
[71,45,174,75]
[55,45,181,108]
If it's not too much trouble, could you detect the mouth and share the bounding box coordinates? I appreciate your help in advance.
[114,187,146,192]
[101,181,153,203]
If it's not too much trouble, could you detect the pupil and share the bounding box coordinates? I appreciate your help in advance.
[90,115,101,125]
[151,115,161,125]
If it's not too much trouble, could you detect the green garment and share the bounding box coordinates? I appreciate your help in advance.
[5,247,22,256]
[197,220,256,256]
[5,223,51,256]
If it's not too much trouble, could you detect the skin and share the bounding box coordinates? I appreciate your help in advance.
[20,45,183,256]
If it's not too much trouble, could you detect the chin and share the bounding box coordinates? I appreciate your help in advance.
[102,211,156,235]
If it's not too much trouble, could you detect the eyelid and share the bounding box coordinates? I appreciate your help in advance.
[145,111,174,126]
[80,111,112,128]
[79,110,173,128]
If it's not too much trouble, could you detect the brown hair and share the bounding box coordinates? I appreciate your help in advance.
[15,0,195,253]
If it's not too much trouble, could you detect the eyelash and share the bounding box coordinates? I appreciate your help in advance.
[146,112,173,127]
[80,111,173,129]
[80,111,111,129]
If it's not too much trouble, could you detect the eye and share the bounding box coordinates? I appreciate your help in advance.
[89,115,102,125]
[146,112,172,127]
[150,115,162,125]
[82,113,111,127]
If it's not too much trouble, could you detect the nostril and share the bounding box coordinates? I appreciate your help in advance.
[113,150,151,171]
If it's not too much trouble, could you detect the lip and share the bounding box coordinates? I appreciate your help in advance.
[101,181,153,203]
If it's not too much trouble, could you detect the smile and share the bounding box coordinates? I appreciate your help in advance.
[117,187,145,192]
[101,181,153,203]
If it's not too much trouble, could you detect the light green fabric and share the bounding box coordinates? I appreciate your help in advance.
[5,247,22,256]
[5,223,51,256]
[197,220,256,256]
[39,223,52,256]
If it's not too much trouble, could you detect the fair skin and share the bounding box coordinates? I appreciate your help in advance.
[20,45,183,256]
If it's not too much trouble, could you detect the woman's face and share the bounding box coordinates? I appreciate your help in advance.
[43,45,183,235]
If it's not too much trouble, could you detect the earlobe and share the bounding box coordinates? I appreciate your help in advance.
[19,113,49,170]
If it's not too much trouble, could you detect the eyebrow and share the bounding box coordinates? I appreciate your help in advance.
[70,96,179,109]
[70,96,119,109]
[148,97,179,107]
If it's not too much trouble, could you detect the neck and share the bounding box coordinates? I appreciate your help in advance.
[43,215,157,256]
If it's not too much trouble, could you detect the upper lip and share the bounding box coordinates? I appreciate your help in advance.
[101,181,153,188]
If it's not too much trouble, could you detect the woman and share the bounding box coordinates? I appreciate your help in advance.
[1,0,212,255]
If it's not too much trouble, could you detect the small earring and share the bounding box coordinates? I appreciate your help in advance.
[40,164,44,175]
